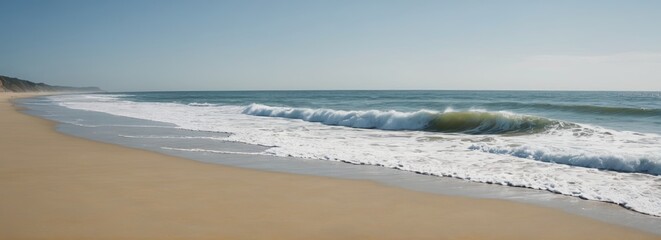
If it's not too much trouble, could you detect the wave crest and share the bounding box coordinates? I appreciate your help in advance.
[469,144,661,175]
[242,104,569,134]
[243,104,435,130]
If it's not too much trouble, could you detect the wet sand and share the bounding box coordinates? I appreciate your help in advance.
[0,92,658,240]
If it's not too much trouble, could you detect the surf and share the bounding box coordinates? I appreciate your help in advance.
[242,103,570,135]
[46,93,661,217]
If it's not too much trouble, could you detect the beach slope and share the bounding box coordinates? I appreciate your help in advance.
[0,93,657,240]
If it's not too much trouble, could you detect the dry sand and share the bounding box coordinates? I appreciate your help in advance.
[0,92,658,240]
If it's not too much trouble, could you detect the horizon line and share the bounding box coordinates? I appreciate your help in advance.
[107,89,661,93]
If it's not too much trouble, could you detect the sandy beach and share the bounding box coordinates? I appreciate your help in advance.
[0,92,658,240]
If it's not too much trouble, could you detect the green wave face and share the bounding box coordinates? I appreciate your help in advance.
[426,112,565,134]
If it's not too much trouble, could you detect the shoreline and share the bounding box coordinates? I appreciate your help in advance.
[1,92,659,239]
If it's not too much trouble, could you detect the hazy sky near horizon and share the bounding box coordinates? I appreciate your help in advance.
[1,0,660,91]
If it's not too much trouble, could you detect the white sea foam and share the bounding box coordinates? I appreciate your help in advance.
[188,102,217,107]
[118,134,227,140]
[243,103,563,134]
[243,103,436,130]
[469,143,661,175]
[161,147,268,155]
[49,94,661,216]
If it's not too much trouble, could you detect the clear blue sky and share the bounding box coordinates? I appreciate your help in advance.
[1,0,660,91]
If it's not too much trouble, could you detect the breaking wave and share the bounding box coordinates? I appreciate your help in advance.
[469,144,661,175]
[242,104,572,134]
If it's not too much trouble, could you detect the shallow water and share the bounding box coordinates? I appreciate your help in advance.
[40,91,661,217]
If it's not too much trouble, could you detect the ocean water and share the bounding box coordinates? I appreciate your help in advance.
[45,91,661,216]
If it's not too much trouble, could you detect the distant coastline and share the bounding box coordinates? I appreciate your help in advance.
[0,75,102,93]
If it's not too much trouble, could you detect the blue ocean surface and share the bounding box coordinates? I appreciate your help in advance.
[124,90,661,134]
[44,90,661,217]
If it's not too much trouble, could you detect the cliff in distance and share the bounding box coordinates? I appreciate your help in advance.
[0,75,102,93]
